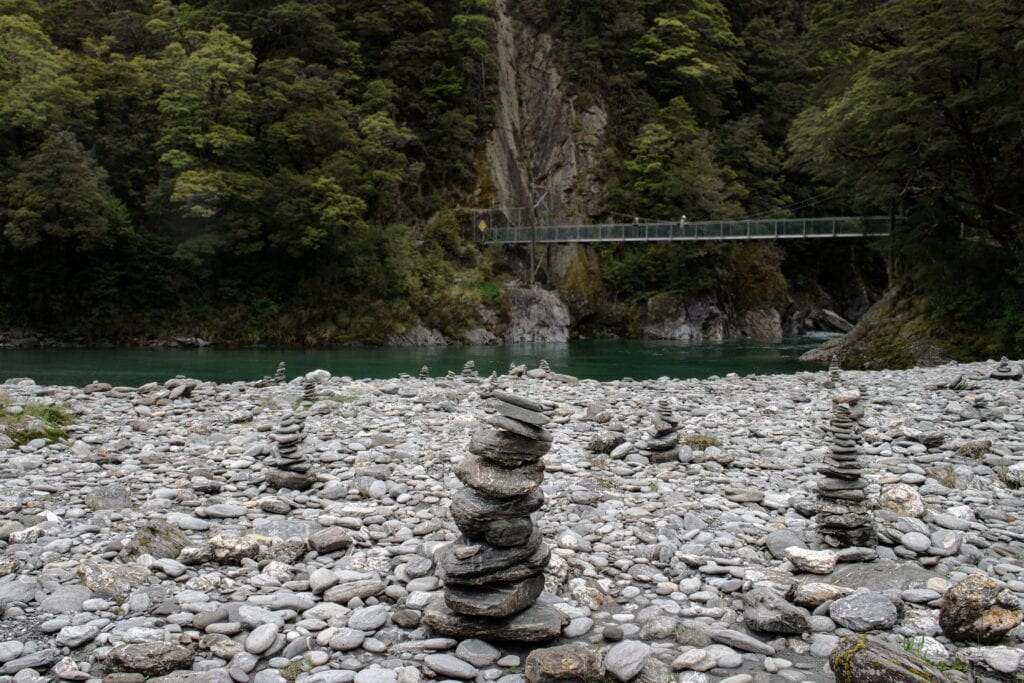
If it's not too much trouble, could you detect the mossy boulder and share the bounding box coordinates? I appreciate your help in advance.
[829,635,949,682]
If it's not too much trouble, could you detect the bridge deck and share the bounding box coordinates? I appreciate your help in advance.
[479,216,891,244]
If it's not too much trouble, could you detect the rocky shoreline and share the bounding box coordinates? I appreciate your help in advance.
[1,360,1023,682]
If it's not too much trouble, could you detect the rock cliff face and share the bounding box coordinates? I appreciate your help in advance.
[479,0,606,224]
[504,288,570,343]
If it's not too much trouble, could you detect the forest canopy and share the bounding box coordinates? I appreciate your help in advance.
[0,0,1020,354]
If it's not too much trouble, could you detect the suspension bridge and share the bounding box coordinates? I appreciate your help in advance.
[472,213,893,245]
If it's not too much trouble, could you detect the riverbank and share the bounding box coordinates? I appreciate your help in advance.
[1,362,1022,681]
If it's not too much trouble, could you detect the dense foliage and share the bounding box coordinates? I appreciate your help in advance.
[0,0,1020,354]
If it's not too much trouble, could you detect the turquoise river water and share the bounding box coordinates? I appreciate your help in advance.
[0,338,833,387]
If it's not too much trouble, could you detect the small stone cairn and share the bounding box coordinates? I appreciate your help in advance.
[274,361,287,385]
[423,389,561,641]
[462,360,478,378]
[539,359,551,373]
[302,377,317,402]
[419,365,430,380]
[644,399,681,463]
[266,412,314,490]
[816,397,876,547]
[990,356,1022,380]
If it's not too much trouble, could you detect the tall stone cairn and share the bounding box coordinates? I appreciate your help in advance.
[644,399,681,463]
[274,361,287,385]
[816,399,876,547]
[419,365,430,380]
[423,389,562,642]
[539,359,551,373]
[462,360,478,378]
[266,412,315,490]
[828,354,841,383]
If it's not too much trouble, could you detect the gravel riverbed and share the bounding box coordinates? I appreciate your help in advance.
[1,361,1023,683]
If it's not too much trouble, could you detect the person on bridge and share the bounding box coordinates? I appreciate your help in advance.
[679,215,688,226]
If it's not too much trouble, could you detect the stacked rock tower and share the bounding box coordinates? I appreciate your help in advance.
[816,398,876,547]
[274,361,287,384]
[424,390,562,641]
[419,365,430,380]
[645,399,681,463]
[266,412,314,490]
[462,360,478,378]
[990,356,1022,380]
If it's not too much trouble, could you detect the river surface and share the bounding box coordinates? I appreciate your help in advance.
[0,338,832,387]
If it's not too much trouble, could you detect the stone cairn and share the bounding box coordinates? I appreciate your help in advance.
[462,360,478,378]
[302,377,317,402]
[266,412,314,490]
[419,365,430,380]
[990,356,1022,380]
[539,359,551,373]
[274,361,287,385]
[828,354,841,383]
[816,398,876,547]
[423,389,562,641]
[643,399,681,463]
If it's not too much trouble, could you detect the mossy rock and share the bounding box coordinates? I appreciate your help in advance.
[830,635,949,683]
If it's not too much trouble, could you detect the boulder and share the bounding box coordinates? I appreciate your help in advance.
[525,644,605,683]
[939,574,1023,644]
[830,635,946,682]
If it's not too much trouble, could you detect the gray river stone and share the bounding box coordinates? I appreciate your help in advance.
[444,573,545,617]
[422,600,563,642]
[489,390,544,413]
[440,540,551,586]
[423,654,479,680]
[454,454,544,499]
[450,486,544,529]
[487,399,550,426]
[477,517,535,547]
[485,415,552,442]
[829,591,899,632]
[742,587,812,634]
[469,429,551,466]
[603,641,651,682]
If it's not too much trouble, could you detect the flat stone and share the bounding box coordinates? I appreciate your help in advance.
[450,487,544,530]
[742,587,811,634]
[348,605,389,631]
[245,623,279,654]
[488,399,550,426]
[603,640,651,682]
[310,527,354,553]
[785,547,837,574]
[440,540,552,589]
[469,429,551,466]
[0,649,58,675]
[422,600,563,643]
[485,415,552,443]
[766,530,806,560]
[455,639,500,667]
[423,654,478,680]
[106,643,194,677]
[490,390,545,413]
[445,574,545,617]
[709,629,775,656]
[455,454,544,499]
[476,517,535,547]
[39,585,92,614]
[440,533,548,584]
[55,624,100,648]
[121,520,189,559]
[829,591,899,632]
[76,560,150,599]
[324,579,386,604]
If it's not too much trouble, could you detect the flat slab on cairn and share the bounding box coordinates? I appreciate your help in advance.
[422,599,563,642]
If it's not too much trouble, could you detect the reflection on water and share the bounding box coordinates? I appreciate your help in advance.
[0,338,827,387]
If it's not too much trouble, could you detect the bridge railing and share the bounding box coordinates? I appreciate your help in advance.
[480,216,892,244]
